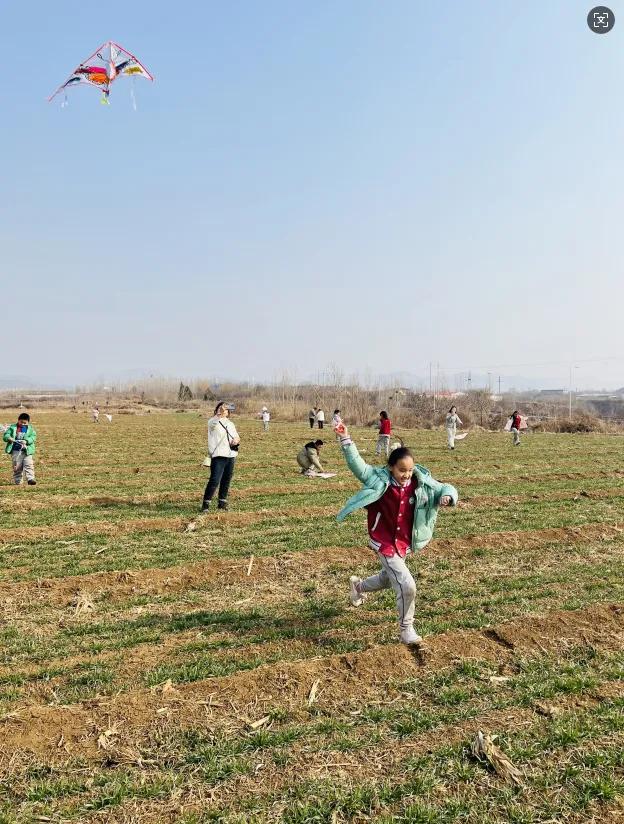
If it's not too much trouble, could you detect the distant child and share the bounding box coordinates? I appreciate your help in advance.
[297,439,325,474]
[316,408,325,429]
[445,406,463,450]
[261,406,270,432]
[509,410,522,446]
[309,408,317,429]
[376,410,392,457]
[3,413,37,485]
[92,405,100,423]
[332,410,343,441]
[335,421,457,646]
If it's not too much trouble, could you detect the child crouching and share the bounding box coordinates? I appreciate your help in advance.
[335,422,458,646]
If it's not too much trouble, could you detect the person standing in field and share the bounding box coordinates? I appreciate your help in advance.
[445,406,463,450]
[3,412,37,486]
[376,410,392,458]
[201,402,240,512]
[316,408,325,429]
[308,407,317,429]
[261,406,270,432]
[334,420,457,646]
[297,439,325,474]
[332,410,343,441]
[92,405,99,423]
[509,410,522,446]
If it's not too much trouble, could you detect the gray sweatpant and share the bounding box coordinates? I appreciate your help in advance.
[511,427,520,445]
[12,451,35,484]
[360,551,416,631]
[376,434,391,457]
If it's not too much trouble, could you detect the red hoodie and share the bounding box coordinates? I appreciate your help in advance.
[379,418,391,436]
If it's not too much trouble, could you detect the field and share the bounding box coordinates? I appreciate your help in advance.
[0,410,623,823]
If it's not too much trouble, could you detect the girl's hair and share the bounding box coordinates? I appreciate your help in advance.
[388,446,413,466]
[213,401,225,415]
[333,409,340,414]
[380,410,388,419]
[448,405,456,413]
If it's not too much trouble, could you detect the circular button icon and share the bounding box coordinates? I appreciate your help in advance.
[587,6,615,33]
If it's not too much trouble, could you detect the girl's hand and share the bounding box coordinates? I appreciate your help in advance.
[440,495,452,507]
[334,422,348,438]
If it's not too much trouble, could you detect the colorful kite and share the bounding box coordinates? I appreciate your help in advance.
[48,41,153,107]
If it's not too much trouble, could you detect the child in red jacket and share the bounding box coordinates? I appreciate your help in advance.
[375,410,392,458]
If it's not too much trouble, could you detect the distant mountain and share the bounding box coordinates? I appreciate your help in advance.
[0,376,36,389]
[0,376,69,390]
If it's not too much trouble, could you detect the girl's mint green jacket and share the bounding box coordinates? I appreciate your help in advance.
[3,424,37,456]
[337,442,458,551]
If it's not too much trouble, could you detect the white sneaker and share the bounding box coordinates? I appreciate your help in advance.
[349,576,366,607]
[400,627,423,646]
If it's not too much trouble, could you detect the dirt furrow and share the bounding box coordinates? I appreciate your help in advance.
[30,682,624,823]
[0,505,338,545]
[0,603,621,766]
[3,481,623,516]
[1,521,623,607]
[0,483,354,513]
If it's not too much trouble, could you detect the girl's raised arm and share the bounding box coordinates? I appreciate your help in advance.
[335,425,375,485]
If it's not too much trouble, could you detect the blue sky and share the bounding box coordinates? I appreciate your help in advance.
[1,1,623,389]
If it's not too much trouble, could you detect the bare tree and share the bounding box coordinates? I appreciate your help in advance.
[467,390,492,427]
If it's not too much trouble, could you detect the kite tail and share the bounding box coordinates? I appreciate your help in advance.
[130,77,137,111]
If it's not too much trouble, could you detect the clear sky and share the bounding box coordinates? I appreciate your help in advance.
[1,1,623,390]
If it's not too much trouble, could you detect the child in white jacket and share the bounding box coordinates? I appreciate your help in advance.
[445,406,463,450]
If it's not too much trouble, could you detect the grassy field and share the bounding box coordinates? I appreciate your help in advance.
[0,410,623,823]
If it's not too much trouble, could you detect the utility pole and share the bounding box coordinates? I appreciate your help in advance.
[569,366,572,421]
[498,376,501,395]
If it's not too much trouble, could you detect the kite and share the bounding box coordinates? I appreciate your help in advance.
[48,41,153,108]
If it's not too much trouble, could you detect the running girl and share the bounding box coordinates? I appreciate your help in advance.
[335,421,458,646]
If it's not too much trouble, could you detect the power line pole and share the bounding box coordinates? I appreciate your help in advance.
[498,376,501,395]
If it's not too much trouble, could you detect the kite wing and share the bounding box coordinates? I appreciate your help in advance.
[48,41,153,104]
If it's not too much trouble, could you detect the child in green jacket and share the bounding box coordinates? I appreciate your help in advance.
[335,422,457,646]
[3,413,37,485]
